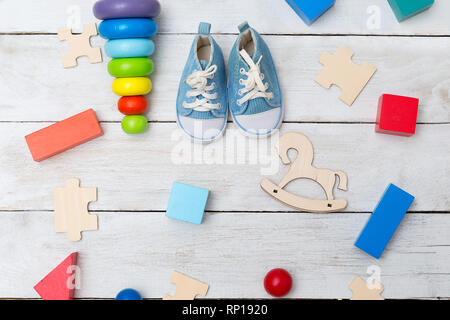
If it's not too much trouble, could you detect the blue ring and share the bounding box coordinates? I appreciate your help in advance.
[99,18,157,39]
[105,39,155,58]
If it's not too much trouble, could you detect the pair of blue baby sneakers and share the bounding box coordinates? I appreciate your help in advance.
[176,22,283,142]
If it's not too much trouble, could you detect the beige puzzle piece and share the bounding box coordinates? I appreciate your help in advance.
[349,277,384,300]
[58,23,102,68]
[316,46,376,106]
[54,178,98,241]
[163,271,209,300]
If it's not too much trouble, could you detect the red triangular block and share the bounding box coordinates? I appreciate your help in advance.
[34,252,78,300]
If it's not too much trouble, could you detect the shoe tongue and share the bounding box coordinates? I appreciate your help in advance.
[199,60,209,70]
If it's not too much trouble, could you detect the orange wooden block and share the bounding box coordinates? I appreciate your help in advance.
[25,109,103,162]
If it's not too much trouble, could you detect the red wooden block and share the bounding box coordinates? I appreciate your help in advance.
[375,94,419,136]
[34,252,78,300]
[25,109,103,162]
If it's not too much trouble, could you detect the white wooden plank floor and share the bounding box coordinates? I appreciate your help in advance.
[0,0,449,299]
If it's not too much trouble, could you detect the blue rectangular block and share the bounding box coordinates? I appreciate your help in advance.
[355,184,414,259]
[285,0,336,25]
[166,182,209,224]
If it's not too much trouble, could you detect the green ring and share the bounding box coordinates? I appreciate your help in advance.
[108,58,154,78]
[121,115,148,134]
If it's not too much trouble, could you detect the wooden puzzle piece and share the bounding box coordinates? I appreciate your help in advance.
[25,109,103,162]
[34,252,78,300]
[260,132,348,213]
[349,277,384,300]
[163,271,209,300]
[58,23,102,68]
[355,184,414,259]
[316,46,376,106]
[54,178,98,241]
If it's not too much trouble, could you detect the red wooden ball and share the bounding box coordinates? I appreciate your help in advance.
[264,268,292,297]
[118,95,148,115]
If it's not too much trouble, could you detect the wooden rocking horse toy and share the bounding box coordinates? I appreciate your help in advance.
[260,132,348,213]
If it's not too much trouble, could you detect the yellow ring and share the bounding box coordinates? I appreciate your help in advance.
[112,77,152,96]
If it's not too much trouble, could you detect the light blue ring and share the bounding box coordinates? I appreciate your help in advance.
[105,39,155,58]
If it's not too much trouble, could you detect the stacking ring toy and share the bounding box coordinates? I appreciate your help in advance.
[94,0,160,134]
[112,77,152,96]
[108,58,154,78]
[94,0,161,20]
[105,39,154,58]
[99,18,157,39]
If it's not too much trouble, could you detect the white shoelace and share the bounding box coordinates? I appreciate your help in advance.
[237,49,274,106]
[183,65,220,112]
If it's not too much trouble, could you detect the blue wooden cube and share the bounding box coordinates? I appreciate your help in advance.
[285,0,336,25]
[354,184,414,259]
[166,182,209,224]
[387,0,434,22]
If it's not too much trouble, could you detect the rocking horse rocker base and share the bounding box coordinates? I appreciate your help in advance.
[260,132,348,213]
[261,178,347,213]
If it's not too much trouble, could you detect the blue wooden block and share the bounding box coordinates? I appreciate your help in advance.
[387,0,434,22]
[166,182,209,224]
[285,0,336,25]
[355,184,414,259]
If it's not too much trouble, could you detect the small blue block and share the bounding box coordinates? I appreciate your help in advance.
[285,0,336,25]
[166,182,209,224]
[355,184,414,259]
[115,288,142,300]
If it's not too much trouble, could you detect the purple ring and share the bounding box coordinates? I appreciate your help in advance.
[93,0,161,20]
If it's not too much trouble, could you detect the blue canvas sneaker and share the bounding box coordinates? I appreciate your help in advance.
[228,22,283,137]
[176,22,228,142]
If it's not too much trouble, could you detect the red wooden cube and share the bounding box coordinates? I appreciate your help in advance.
[375,94,419,136]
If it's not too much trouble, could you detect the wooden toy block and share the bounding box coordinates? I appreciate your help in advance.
[388,0,434,22]
[54,178,98,241]
[163,271,209,300]
[349,277,384,300]
[25,109,103,162]
[316,46,377,106]
[285,0,335,25]
[260,132,348,213]
[376,94,419,137]
[166,182,209,224]
[355,184,414,259]
[58,23,102,68]
[34,252,78,300]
